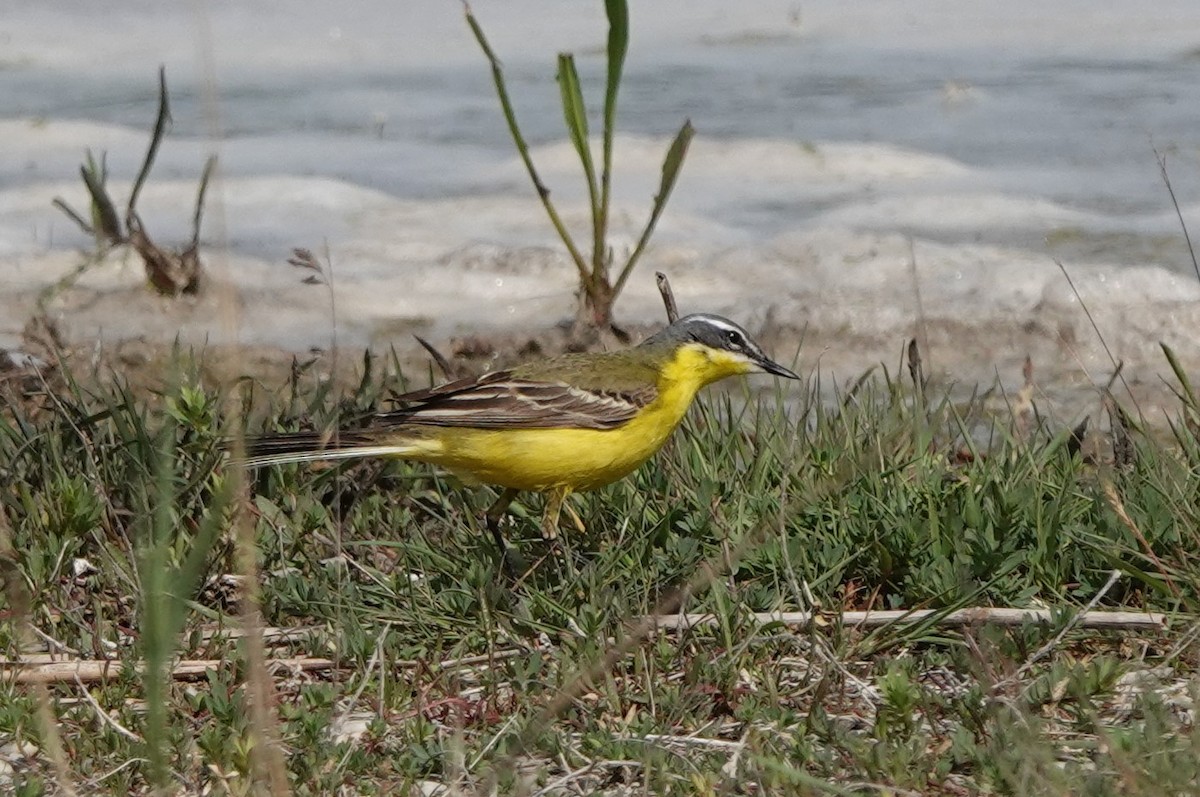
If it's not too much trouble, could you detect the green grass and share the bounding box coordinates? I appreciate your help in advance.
[1,353,1198,795]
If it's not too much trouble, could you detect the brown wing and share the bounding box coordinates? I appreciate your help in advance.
[377,370,656,431]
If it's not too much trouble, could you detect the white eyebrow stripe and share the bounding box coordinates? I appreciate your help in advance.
[686,314,744,335]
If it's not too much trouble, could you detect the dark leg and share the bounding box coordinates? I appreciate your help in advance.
[485,488,519,570]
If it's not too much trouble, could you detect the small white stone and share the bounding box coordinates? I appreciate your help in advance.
[0,740,39,758]
[329,711,373,745]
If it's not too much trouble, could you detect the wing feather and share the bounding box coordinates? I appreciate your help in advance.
[378,370,656,430]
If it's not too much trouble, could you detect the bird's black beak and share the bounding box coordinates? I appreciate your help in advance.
[758,356,800,380]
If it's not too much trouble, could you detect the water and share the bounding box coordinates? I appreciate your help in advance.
[3,0,1200,408]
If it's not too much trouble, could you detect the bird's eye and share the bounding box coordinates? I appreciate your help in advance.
[726,330,742,347]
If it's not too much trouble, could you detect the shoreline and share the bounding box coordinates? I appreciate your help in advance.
[5,297,1196,438]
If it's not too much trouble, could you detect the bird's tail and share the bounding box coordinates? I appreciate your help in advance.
[237,430,422,468]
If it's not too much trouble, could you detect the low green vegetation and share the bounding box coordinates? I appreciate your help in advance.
[0,350,1197,795]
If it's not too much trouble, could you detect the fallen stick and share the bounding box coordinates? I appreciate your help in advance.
[2,656,336,686]
[12,625,327,660]
[649,608,1168,632]
[2,646,524,686]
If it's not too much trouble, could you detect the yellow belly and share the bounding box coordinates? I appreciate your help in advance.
[410,401,680,491]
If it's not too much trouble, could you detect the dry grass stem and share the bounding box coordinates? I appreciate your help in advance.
[2,656,337,685]
[651,607,1168,631]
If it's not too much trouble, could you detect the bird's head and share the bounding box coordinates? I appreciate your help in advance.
[643,313,800,385]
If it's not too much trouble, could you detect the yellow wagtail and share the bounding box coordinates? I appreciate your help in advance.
[243,313,798,559]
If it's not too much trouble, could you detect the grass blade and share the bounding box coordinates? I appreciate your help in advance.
[190,154,217,250]
[612,119,694,299]
[602,0,629,141]
[1161,341,1198,412]
[51,197,95,236]
[558,52,604,292]
[556,53,598,211]
[140,422,177,787]
[127,65,172,225]
[79,162,123,244]
[596,0,629,282]
[464,4,589,282]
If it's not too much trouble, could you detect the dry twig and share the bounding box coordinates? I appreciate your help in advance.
[650,607,1167,632]
[2,656,336,686]
[655,271,679,323]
